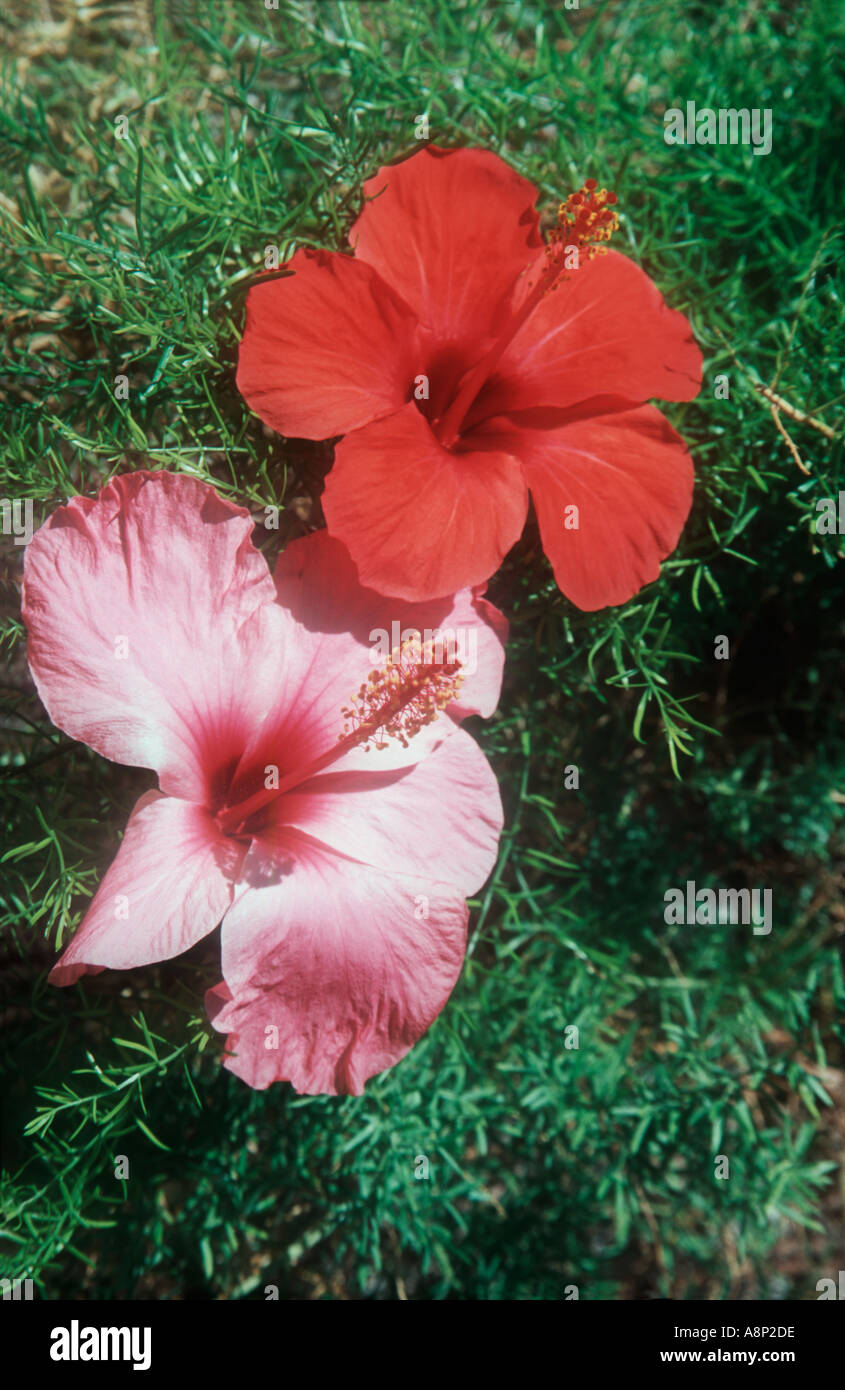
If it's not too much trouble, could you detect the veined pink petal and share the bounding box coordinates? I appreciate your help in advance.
[210,832,469,1094]
[278,726,503,894]
[273,529,508,721]
[219,529,510,815]
[22,471,286,803]
[49,791,238,984]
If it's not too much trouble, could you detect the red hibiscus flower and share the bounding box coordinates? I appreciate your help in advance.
[237,145,702,611]
[22,471,506,1095]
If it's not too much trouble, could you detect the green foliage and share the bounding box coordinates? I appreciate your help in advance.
[0,0,842,1299]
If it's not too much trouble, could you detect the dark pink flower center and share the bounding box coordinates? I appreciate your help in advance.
[210,635,464,841]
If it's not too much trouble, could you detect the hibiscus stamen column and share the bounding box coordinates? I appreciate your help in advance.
[337,633,465,752]
[436,180,619,448]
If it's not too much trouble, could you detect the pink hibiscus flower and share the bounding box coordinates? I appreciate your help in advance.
[237,145,702,611]
[21,471,506,1095]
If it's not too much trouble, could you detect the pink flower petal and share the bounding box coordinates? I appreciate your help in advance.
[49,791,238,984]
[210,832,469,1094]
[279,726,502,893]
[22,471,285,803]
[219,529,510,816]
[273,529,508,721]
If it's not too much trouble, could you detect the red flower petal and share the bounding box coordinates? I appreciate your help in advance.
[236,248,419,438]
[465,249,702,428]
[322,402,528,601]
[350,145,543,342]
[486,405,694,611]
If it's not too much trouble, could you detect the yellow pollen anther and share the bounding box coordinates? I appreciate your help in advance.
[339,635,465,752]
